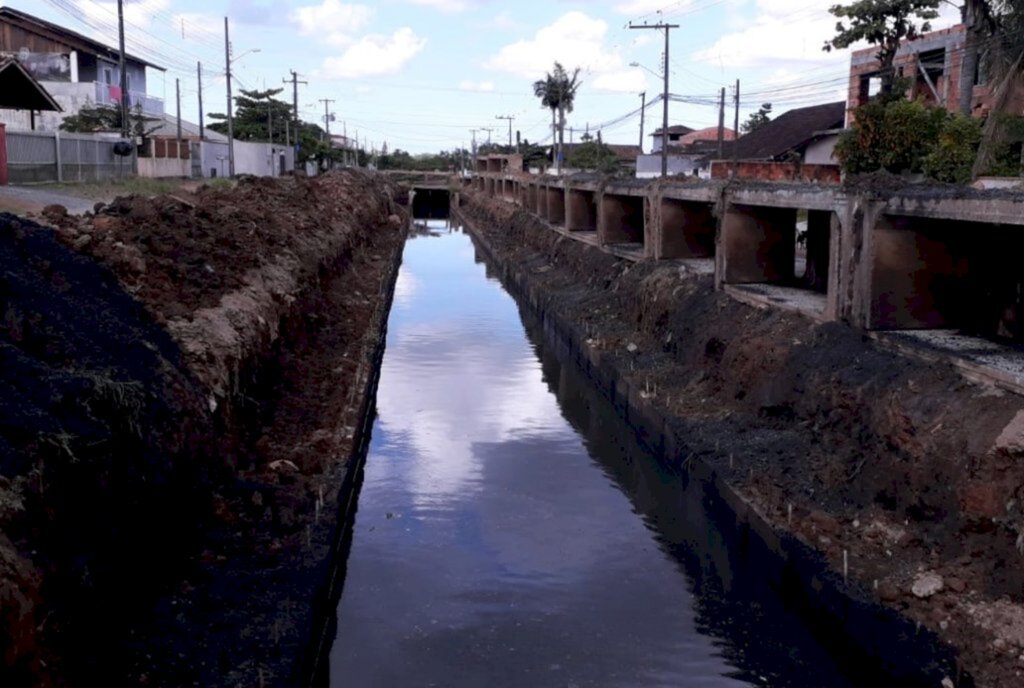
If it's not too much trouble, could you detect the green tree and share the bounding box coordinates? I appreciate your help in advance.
[741,103,772,134]
[60,102,158,140]
[566,141,619,173]
[922,113,984,183]
[533,62,582,175]
[823,0,940,95]
[972,1,1024,175]
[834,98,948,174]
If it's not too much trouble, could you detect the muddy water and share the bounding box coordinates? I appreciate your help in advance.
[327,221,854,688]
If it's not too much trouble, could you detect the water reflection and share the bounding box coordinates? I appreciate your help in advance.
[328,221,850,688]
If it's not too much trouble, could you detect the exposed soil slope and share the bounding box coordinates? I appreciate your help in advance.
[0,171,407,686]
[459,190,1024,688]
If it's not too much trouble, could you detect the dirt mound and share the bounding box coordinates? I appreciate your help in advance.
[1,171,408,685]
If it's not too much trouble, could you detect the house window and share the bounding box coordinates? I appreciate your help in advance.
[103,67,113,84]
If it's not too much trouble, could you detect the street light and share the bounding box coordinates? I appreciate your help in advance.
[630,60,669,176]
[224,14,260,176]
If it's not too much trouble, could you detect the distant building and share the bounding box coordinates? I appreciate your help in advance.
[649,124,695,153]
[0,6,165,132]
[636,126,736,179]
[709,101,846,183]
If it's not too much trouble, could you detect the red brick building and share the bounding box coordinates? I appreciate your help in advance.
[847,24,992,123]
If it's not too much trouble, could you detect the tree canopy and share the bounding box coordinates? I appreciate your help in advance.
[823,0,940,94]
[59,103,158,139]
[741,103,773,134]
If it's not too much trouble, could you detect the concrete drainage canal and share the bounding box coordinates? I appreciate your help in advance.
[319,215,870,687]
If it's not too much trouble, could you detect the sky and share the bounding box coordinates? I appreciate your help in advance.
[11,0,962,154]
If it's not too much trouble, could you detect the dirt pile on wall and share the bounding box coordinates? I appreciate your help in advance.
[0,171,407,685]
[459,191,1024,687]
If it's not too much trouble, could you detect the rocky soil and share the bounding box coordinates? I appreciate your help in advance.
[458,189,1024,688]
[0,171,407,686]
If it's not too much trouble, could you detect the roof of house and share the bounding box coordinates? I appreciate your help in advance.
[731,101,846,161]
[650,124,695,137]
[148,113,227,142]
[0,7,165,72]
[0,57,61,111]
[677,126,735,146]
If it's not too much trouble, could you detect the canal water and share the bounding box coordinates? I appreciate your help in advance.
[327,220,855,687]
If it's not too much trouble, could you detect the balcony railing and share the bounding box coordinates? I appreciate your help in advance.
[93,82,164,116]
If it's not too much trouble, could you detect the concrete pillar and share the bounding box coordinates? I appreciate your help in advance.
[546,187,565,224]
[566,188,597,232]
[718,204,797,285]
[657,198,715,259]
[536,185,547,217]
[527,184,538,213]
[600,192,645,245]
[0,123,7,186]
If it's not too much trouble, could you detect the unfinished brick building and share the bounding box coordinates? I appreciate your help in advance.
[847,24,993,122]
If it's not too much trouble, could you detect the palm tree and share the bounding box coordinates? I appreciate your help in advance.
[533,62,582,175]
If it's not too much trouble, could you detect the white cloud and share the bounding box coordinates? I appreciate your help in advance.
[614,0,692,15]
[487,10,518,30]
[408,0,469,12]
[291,0,374,46]
[321,28,427,78]
[485,11,636,93]
[458,80,495,92]
[592,69,647,93]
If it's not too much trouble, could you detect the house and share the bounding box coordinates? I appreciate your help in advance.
[0,6,165,132]
[636,126,736,179]
[649,124,695,152]
[709,101,846,183]
[847,24,991,121]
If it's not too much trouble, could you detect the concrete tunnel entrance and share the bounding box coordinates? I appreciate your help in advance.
[412,188,450,219]
[546,187,565,225]
[659,199,716,259]
[868,215,1024,341]
[567,189,598,233]
[600,193,645,247]
[721,204,832,294]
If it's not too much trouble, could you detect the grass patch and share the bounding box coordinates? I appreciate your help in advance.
[47,177,191,201]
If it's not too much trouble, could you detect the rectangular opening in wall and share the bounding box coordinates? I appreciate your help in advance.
[546,187,565,225]
[870,215,1024,383]
[721,204,834,318]
[660,198,716,260]
[600,192,644,248]
[566,188,598,235]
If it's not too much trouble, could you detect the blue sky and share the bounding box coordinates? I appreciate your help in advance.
[12,0,959,153]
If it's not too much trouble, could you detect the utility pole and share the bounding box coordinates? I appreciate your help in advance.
[116,0,129,138]
[197,62,204,138]
[283,70,307,148]
[495,114,514,150]
[638,91,646,153]
[224,16,235,176]
[320,98,335,138]
[732,79,740,178]
[717,86,725,160]
[175,77,182,145]
[469,128,478,170]
[630,21,678,177]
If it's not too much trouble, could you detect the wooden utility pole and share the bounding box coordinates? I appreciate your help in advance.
[319,98,335,139]
[496,114,515,151]
[283,70,307,147]
[175,77,182,145]
[116,0,129,138]
[717,86,725,160]
[630,21,678,177]
[638,91,646,153]
[197,62,204,138]
[732,79,740,178]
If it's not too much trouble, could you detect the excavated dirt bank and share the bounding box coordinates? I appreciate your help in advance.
[0,171,407,686]
[458,190,1024,688]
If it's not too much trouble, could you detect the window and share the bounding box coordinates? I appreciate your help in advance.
[103,67,113,84]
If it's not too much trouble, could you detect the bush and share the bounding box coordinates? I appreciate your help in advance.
[835,99,948,175]
[923,114,983,184]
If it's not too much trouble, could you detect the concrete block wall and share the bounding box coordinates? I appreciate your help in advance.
[471,171,1024,341]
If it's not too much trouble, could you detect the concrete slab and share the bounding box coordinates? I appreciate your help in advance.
[724,283,828,322]
[877,330,1024,394]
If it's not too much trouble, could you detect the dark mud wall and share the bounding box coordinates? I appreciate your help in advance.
[0,214,213,684]
[0,171,408,686]
[456,190,1024,688]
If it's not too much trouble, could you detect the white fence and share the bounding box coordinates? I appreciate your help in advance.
[197,140,294,179]
[6,130,135,184]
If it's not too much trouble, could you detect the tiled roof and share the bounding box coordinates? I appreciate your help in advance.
[731,101,846,161]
